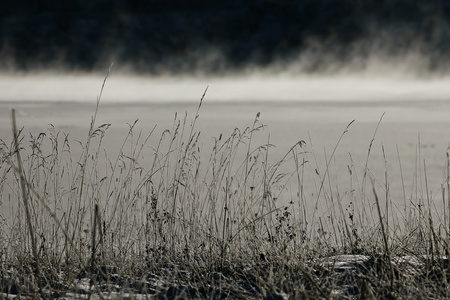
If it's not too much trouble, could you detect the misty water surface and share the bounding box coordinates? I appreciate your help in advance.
[1,73,450,226]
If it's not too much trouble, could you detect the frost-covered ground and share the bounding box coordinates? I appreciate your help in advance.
[2,254,448,299]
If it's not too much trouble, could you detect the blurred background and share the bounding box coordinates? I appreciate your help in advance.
[1,0,449,75]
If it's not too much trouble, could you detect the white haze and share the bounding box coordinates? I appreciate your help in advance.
[0,70,450,103]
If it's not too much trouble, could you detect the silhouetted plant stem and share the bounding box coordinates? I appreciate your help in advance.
[11,108,42,294]
[90,204,99,297]
[372,180,394,291]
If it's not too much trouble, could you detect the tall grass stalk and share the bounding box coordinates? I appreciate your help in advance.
[309,120,354,244]
[447,148,450,236]
[372,181,394,290]
[11,109,41,293]
[361,112,385,227]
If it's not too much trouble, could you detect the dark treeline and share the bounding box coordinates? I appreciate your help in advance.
[0,0,449,73]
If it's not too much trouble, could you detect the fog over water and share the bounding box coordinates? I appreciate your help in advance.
[1,71,450,103]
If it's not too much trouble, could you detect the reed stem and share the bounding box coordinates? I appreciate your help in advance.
[11,109,41,294]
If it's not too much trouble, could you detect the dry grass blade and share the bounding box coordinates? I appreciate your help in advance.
[372,179,395,290]
[11,108,41,294]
